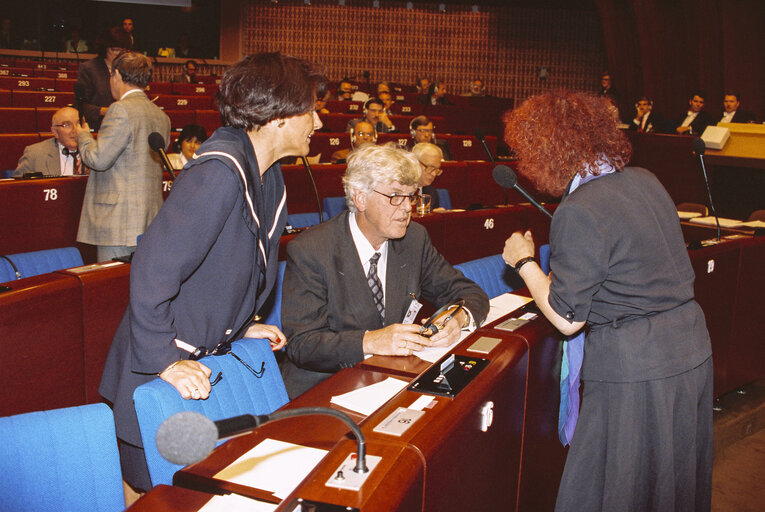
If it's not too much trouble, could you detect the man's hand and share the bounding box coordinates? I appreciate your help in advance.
[363,323,432,356]
[503,230,535,267]
[244,322,287,351]
[76,119,91,135]
[159,360,213,400]
[426,310,467,347]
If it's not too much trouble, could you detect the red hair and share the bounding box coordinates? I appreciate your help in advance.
[503,90,632,196]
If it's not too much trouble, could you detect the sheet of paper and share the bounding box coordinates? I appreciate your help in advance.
[677,211,703,220]
[413,293,533,363]
[214,438,327,500]
[689,216,746,228]
[740,220,765,228]
[408,394,437,411]
[330,376,408,416]
[485,293,533,325]
[198,493,278,512]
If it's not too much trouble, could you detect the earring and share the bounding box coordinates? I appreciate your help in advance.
[277,120,286,128]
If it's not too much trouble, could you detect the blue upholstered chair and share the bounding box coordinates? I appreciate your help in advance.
[436,188,452,210]
[0,403,125,512]
[133,338,289,487]
[454,245,551,300]
[287,211,329,229]
[0,247,83,282]
[322,196,348,219]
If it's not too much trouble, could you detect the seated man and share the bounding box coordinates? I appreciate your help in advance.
[718,91,756,124]
[407,115,452,161]
[14,107,86,177]
[331,120,376,163]
[336,79,353,101]
[347,98,395,134]
[411,142,445,210]
[281,144,489,398]
[673,91,713,136]
[627,96,664,133]
[173,60,198,83]
[378,90,396,116]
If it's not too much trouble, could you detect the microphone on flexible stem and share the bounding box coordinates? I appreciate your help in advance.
[474,128,495,164]
[73,82,86,125]
[692,138,720,241]
[157,407,368,473]
[148,132,177,180]
[492,164,553,220]
[300,155,324,223]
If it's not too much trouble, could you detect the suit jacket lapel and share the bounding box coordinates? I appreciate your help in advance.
[47,139,61,176]
[384,237,413,325]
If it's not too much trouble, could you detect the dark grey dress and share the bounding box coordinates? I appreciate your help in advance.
[548,167,713,512]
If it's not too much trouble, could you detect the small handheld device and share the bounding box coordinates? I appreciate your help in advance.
[419,299,465,338]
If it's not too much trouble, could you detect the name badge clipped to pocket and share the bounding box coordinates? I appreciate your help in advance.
[402,294,423,324]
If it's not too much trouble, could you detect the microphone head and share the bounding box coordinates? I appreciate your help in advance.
[692,137,706,156]
[156,411,218,465]
[492,164,517,189]
[73,82,86,100]
[148,132,166,153]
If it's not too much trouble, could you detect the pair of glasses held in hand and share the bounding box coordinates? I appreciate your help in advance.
[420,299,465,338]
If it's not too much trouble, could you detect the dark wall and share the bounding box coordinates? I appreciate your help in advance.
[2,0,220,59]
[596,0,764,123]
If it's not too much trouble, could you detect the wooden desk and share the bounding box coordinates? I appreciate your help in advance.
[129,485,219,511]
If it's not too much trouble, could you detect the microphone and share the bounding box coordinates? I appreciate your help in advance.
[73,82,86,125]
[474,128,495,164]
[300,156,324,224]
[492,165,553,219]
[157,407,368,473]
[148,132,177,180]
[691,138,720,241]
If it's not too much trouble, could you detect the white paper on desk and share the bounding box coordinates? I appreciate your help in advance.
[199,493,278,512]
[413,293,534,364]
[740,220,765,228]
[213,438,327,500]
[485,293,533,325]
[330,376,408,416]
[678,211,703,220]
[689,216,746,228]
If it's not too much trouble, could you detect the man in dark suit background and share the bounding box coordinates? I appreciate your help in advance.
[627,96,664,134]
[13,107,85,177]
[280,143,489,398]
[673,91,713,136]
[718,91,757,124]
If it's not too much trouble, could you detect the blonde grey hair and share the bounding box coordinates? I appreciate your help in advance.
[411,142,443,162]
[343,143,421,212]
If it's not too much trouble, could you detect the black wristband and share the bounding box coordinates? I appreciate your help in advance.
[514,256,536,273]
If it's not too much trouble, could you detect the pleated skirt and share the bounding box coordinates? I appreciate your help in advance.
[555,356,714,512]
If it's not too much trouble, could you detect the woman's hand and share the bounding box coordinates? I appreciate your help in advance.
[503,230,535,267]
[159,360,213,400]
[244,323,288,351]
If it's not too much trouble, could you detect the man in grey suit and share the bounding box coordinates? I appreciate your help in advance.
[281,144,489,398]
[13,107,85,177]
[76,51,171,262]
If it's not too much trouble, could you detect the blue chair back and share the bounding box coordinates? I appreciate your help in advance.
[287,211,328,229]
[0,403,125,512]
[454,253,523,299]
[1,169,14,179]
[436,188,452,210]
[322,196,348,219]
[260,260,286,330]
[540,243,551,275]
[133,338,289,487]
[0,247,83,282]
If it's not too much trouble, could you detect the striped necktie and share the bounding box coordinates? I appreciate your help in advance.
[367,252,384,322]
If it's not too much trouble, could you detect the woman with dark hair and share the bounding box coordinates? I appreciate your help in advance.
[502,91,713,512]
[99,52,326,494]
[74,26,132,130]
[168,124,208,169]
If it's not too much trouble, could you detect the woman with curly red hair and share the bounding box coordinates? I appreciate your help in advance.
[502,91,713,512]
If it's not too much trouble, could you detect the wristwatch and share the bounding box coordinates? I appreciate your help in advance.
[514,256,536,273]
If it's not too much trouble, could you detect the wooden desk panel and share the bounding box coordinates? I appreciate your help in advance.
[437,206,528,264]
[129,485,218,511]
[0,176,87,254]
[57,261,131,403]
[0,272,84,416]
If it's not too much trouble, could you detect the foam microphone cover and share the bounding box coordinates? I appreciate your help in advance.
[692,137,706,156]
[148,132,167,153]
[492,164,517,189]
[156,411,218,465]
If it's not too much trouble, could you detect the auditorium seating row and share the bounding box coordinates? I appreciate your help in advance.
[1,217,762,420]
